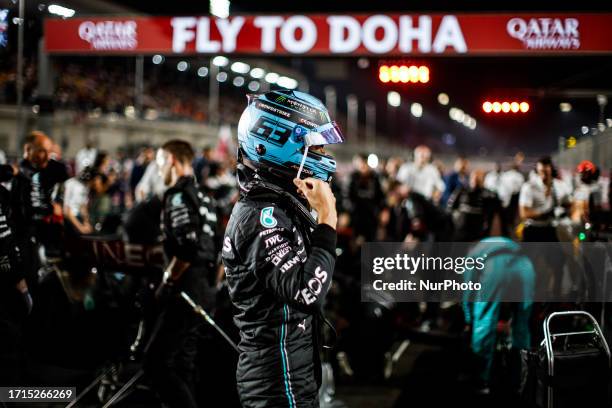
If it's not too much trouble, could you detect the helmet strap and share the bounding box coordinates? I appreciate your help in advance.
[296,145,309,180]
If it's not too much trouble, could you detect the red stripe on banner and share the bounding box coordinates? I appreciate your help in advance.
[44,13,612,56]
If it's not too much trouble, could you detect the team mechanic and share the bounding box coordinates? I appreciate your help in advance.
[146,140,219,408]
[222,90,345,407]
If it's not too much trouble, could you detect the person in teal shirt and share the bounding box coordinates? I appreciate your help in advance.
[463,237,535,391]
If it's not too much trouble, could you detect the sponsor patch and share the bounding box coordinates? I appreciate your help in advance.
[171,192,183,207]
[260,206,277,228]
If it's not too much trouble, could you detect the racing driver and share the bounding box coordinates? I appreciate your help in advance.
[222,89,344,407]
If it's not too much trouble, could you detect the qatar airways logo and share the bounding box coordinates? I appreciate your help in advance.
[78,20,138,50]
[506,17,580,50]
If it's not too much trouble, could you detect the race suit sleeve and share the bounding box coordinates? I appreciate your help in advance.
[237,205,336,312]
[164,191,202,264]
[0,165,14,182]
[0,191,22,285]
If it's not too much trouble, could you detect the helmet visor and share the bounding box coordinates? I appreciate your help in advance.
[304,121,345,147]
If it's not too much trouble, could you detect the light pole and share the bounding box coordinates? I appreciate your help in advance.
[365,101,376,146]
[209,58,220,126]
[16,0,25,145]
[324,86,337,120]
[346,94,358,140]
[134,56,144,117]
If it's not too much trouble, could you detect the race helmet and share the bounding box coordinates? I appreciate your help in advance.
[576,160,599,184]
[237,90,345,182]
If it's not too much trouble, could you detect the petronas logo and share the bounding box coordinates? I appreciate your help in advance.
[275,95,287,103]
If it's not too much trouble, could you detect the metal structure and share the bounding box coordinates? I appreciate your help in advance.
[542,310,611,408]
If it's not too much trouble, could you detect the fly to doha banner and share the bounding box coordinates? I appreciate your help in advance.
[361,241,612,303]
[45,14,612,55]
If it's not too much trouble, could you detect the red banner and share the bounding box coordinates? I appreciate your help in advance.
[44,13,612,55]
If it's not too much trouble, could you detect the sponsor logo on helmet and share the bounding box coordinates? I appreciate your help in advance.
[271,93,321,119]
[289,163,314,176]
[251,118,292,146]
[255,101,291,119]
[298,118,318,129]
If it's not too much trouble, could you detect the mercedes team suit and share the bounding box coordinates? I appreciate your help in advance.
[10,159,68,290]
[146,175,218,408]
[0,181,28,385]
[222,173,337,408]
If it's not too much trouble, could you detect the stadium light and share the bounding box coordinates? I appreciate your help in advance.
[209,0,230,18]
[250,67,265,79]
[483,100,529,114]
[216,72,228,82]
[379,64,429,84]
[408,66,419,83]
[248,81,261,92]
[276,76,298,89]
[410,102,423,118]
[560,102,572,112]
[177,61,189,72]
[231,61,250,74]
[357,58,370,69]
[197,67,209,77]
[233,76,245,87]
[581,126,589,135]
[387,91,401,107]
[264,72,279,84]
[450,107,477,130]
[438,93,449,106]
[212,56,229,67]
[379,66,390,83]
[48,4,75,18]
[152,55,164,65]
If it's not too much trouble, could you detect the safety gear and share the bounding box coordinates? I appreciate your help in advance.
[10,158,69,268]
[222,173,337,408]
[576,160,599,184]
[0,185,22,287]
[149,175,221,408]
[237,90,345,182]
[576,160,597,175]
[162,176,219,268]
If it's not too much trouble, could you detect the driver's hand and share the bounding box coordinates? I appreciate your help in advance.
[294,178,337,229]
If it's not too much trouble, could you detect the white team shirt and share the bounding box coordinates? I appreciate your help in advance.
[63,177,89,218]
[396,162,445,200]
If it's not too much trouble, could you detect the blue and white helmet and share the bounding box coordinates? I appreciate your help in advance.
[237,90,345,182]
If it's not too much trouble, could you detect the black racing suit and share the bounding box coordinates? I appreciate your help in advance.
[10,159,68,290]
[222,172,337,408]
[0,181,27,385]
[146,175,218,408]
